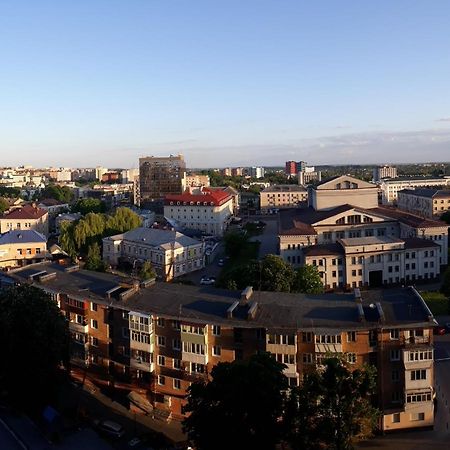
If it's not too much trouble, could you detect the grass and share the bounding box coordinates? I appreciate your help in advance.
[420,291,449,316]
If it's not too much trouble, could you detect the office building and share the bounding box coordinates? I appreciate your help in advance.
[373,166,398,182]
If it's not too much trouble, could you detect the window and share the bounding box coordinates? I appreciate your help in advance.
[158,355,165,366]
[91,319,98,329]
[173,379,181,390]
[411,369,427,381]
[212,345,221,356]
[157,375,165,385]
[392,391,402,403]
[347,331,356,342]
[173,358,181,369]
[390,349,401,361]
[411,412,425,421]
[172,320,181,330]
[157,336,166,347]
[302,332,312,343]
[346,353,357,364]
[392,413,401,423]
[392,370,399,382]
[90,336,99,347]
[172,339,181,350]
[157,317,165,327]
[390,329,399,340]
[315,334,341,344]
[182,342,205,355]
[191,363,205,373]
[90,302,97,312]
[302,353,313,364]
[182,325,205,335]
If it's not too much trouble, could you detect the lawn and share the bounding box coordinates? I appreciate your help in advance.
[419,291,449,316]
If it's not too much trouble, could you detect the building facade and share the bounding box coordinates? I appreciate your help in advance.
[373,166,398,182]
[139,155,186,205]
[0,230,47,268]
[164,188,233,236]
[102,227,205,281]
[184,174,210,188]
[260,185,308,212]
[397,189,450,219]
[0,204,49,237]
[285,161,306,176]
[6,263,437,432]
[380,177,450,205]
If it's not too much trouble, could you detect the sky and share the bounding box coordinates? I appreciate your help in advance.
[1,0,450,168]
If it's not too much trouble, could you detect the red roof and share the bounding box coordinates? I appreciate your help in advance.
[2,204,48,220]
[165,188,232,206]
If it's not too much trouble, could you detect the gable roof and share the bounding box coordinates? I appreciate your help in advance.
[370,206,447,229]
[315,175,376,190]
[164,187,232,206]
[1,204,48,220]
[399,188,450,199]
[0,230,47,245]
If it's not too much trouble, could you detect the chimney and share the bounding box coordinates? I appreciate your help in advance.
[227,301,239,319]
[240,286,253,304]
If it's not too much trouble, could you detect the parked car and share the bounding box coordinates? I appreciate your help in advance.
[200,277,216,285]
[93,419,125,439]
[218,259,225,267]
[434,326,446,336]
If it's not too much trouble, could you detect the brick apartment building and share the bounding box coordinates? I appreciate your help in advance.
[6,262,437,432]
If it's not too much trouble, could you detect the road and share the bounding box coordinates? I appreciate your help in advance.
[0,419,25,450]
[248,215,279,258]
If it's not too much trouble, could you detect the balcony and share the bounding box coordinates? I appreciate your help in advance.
[180,331,207,346]
[181,352,208,365]
[130,357,154,373]
[404,388,434,411]
[315,343,343,353]
[403,335,431,346]
[283,364,298,378]
[69,320,88,334]
[130,337,154,353]
[266,343,297,355]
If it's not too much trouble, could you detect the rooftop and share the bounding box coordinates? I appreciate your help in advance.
[0,230,47,245]
[370,206,447,229]
[7,262,435,331]
[104,227,201,250]
[399,188,450,199]
[340,236,404,247]
[164,187,232,206]
[262,185,307,193]
[1,204,47,220]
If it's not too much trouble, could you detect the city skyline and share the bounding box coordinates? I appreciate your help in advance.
[2,1,450,167]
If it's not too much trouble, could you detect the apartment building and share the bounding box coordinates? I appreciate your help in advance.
[184,174,210,188]
[0,230,47,268]
[285,160,306,176]
[164,187,233,236]
[302,236,440,289]
[102,227,205,281]
[397,189,450,219]
[6,262,437,431]
[260,185,308,212]
[380,177,450,205]
[373,165,398,182]
[0,204,49,237]
[139,155,186,207]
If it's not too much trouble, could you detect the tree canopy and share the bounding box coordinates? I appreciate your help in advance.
[183,353,288,450]
[441,210,450,225]
[284,358,379,450]
[72,198,106,215]
[0,284,70,409]
[84,242,106,272]
[293,264,324,294]
[0,197,9,214]
[40,184,74,203]
[139,261,157,280]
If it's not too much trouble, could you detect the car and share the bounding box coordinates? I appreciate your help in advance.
[218,259,225,267]
[93,419,125,439]
[200,277,216,285]
[434,326,446,336]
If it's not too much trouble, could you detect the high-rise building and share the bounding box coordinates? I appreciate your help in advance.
[285,160,306,176]
[373,165,398,182]
[139,155,186,208]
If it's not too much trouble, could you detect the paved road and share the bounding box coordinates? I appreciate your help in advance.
[0,419,24,450]
[248,215,279,258]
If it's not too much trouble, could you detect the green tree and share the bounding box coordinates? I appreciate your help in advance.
[105,207,142,235]
[0,186,21,198]
[84,242,105,271]
[285,358,379,450]
[59,220,78,261]
[441,211,450,225]
[441,266,450,297]
[72,198,106,215]
[223,231,249,259]
[0,197,9,214]
[293,264,324,294]
[139,261,156,280]
[258,254,295,292]
[0,285,70,409]
[40,184,74,203]
[183,353,288,450]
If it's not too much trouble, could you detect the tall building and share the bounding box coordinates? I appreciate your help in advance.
[139,155,186,208]
[373,165,398,182]
[250,166,265,178]
[285,160,306,176]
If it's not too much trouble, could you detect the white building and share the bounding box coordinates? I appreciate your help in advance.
[373,165,398,182]
[164,187,233,236]
[380,177,450,205]
[102,227,205,281]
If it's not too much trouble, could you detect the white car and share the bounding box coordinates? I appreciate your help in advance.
[93,419,125,439]
[200,277,216,285]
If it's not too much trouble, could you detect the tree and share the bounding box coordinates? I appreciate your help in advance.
[105,207,142,235]
[40,184,74,203]
[0,285,70,409]
[183,353,288,450]
[84,242,105,271]
[441,211,450,225]
[59,220,77,261]
[0,197,9,214]
[284,358,379,450]
[259,254,295,292]
[293,264,324,294]
[223,231,249,259]
[139,261,156,280]
[441,266,450,297]
[72,198,106,215]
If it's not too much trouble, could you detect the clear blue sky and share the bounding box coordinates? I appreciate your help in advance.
[1,0,450,168]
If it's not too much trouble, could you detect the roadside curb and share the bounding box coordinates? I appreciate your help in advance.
[0,417,28,450]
